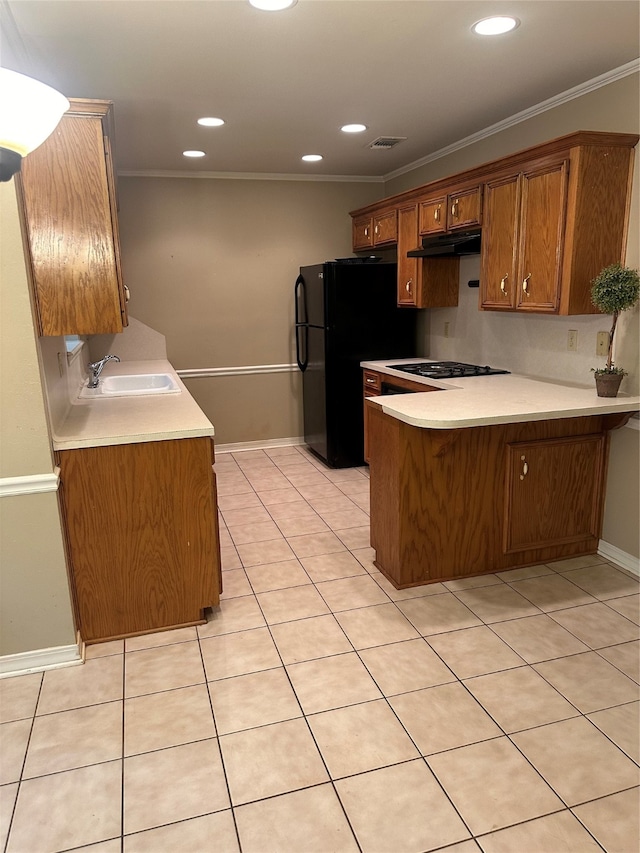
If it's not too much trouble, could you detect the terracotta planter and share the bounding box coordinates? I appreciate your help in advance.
[594,372,624,397]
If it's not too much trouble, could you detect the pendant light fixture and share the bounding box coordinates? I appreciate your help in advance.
[0,68,70,182]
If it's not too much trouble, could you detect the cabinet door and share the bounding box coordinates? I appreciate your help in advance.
[373,210,397,245]
[18,105,128,336]
[504,434,605,553]
[353,215,374,250]
[397,205,422,306]
[515,161,568,312]
[447,186,482,230]
[480,175,520,310]
[419,197,446,235]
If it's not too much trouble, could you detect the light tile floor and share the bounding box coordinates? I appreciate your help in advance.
[1,444,639,852]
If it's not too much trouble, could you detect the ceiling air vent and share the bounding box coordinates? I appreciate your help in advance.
[367,136,407,150]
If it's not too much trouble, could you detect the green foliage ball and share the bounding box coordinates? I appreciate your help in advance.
[591,263,640,315]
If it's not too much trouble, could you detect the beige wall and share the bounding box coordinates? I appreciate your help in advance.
[117,177,383,444]
[0,181,76,656]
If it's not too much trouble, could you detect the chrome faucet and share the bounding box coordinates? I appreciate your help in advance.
[87,354,120,388]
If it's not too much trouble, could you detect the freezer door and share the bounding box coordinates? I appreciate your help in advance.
[299,264,326,328]
[302,325,327,462]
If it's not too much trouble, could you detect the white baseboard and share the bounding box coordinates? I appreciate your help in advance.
[598,540,640,578]
[0,642,83,679]
[216,436,305,454]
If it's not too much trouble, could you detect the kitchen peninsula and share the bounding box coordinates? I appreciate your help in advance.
[362,360,640,589]
[52,359,221,643]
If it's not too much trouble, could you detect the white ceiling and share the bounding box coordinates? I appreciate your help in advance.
[1,0,639,177]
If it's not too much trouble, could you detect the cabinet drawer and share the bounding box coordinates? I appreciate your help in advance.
[419,197,447,235]
[363,370,382,392]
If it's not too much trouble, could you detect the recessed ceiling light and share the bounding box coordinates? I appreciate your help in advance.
[183,150,205,158]
[197,117,225,127]
[249,0,297,10]
[302,154,323,162]
[472,16,519,35]
[341,124,367,134]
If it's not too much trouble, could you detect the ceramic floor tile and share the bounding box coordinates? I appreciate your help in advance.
[85,639,125,659]
[335,526,371,550]
[7,760,122,853]
[351,548,380,574]
[426,626,525,679]
[220,544,242,570]
[389,682,501,756]
[335,759,470,853]
[534,651,639,713]
[373,571,448,601]
[561,563,639,601]
[74,836,122,851]
[597,640,640,683]
[234,784,358,853]
[454,585,542,623]
[335,602,420,649]
[221,506,272,527]
[229,520,283,545]
[495,564,556,582]
[124,640,205,698]
[124,739,229,834]
[607,593,640,625]
[428,737,563,836]
[236,538,296,567]
[477,810,602,853]
[287,530,346,558]
[124,626,197,652]
[549,601,640,649]
[0,719,31,784]
[287,652,382,714]
[216,491,263,511]
[587,701,639,762]
[124,810,239,853]
[464,666,579,733]
[321,508,371,530]
[551,555,609,572]
[36,655,123,715]
[23,702,122,778]
[266,500,320,521]
[512,716,640,805]
[316,574,390,612]
[257,584,330,624]
[218,568,253,599]
[397,593,482,635]
[443,574,504,591]
[208,667,302,734]
[200,627,281,681]
[256,486,301,506]
[507,573,598,611]
[196,594,266,637]
[244,559,310,593]
[359,638,455,695]
[490,613,590,663]
[220,717,328,805]
[301,550,368,582]
[276,514,331,537]
[124,683,215,756]
[307,699,419,778]
[308,496,359,515]
[572,788,640,853]
[270,614,353,664]
[0,784,18,852]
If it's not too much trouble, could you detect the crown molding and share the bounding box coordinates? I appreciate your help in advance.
[118,169,383,183]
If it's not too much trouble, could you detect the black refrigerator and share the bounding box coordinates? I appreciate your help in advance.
[295,261,417,468]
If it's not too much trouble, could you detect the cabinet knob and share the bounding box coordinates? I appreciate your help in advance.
[500,275,508,296]
[522,274,531,295]
[520,455,529,480]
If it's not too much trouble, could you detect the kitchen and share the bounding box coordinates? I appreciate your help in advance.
[1,1,640,850]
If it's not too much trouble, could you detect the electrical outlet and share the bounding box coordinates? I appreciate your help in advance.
[444,321,450,338]
[567,330,578,352]
[596,331,609,357]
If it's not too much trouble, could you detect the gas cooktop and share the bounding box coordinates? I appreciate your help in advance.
[387,361,510,380]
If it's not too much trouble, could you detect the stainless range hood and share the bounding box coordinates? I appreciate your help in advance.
[407,229,481,258]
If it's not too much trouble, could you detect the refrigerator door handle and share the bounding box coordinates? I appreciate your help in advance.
[294,275,309,372]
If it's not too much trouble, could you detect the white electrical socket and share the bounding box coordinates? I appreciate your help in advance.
[596,331,609,357]
[567,330,578,352]
[444,321,450,338]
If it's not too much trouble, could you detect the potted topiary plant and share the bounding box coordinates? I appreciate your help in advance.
[590,263,640,397]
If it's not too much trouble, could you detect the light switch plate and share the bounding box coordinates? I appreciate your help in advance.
[596,331,609,357]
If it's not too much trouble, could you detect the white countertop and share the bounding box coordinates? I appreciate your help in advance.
[361,359,640,429]
[52,360,214,451]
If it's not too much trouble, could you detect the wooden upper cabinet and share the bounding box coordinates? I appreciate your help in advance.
[353,215,374,250]
[419,196,446,235]
[397,204,459,309]
[446,186,482,231]
[481,161,569,312]
[373,210,397,246]
[17,99,128,336]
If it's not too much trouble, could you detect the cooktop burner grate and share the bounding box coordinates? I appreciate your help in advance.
[387,361,510,379]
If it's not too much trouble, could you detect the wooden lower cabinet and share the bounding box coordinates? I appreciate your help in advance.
[368,407,625,587]
[58,436,221,642]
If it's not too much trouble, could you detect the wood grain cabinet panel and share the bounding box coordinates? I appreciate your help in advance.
[397,204,459,308]
[446,186,482,231]
[17,99,128,336]
[373,210,397,245]
[58,437,220,643]
[419,197,447,235]
[352,215,374,250]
